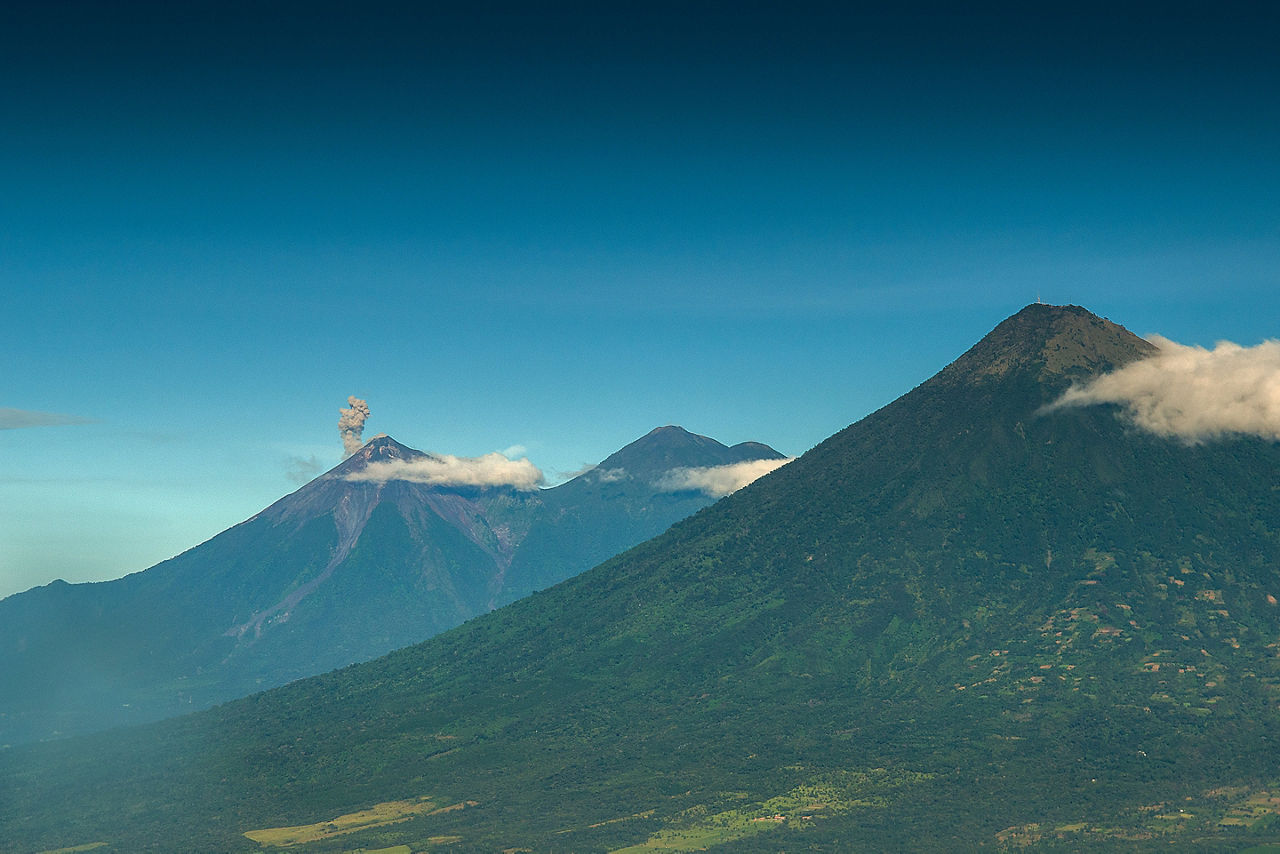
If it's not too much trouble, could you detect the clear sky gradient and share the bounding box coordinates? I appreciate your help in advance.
[2,1,1278,598]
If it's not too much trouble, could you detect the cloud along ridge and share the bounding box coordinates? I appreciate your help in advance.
[1049,335,1280,442]
[656,457,793,497]
[345,451,545,491]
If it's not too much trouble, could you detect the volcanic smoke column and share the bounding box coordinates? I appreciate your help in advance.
[339,396,370,457]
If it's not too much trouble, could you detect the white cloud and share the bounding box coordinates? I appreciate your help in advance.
[1048,335,1280,442]
[655,458,793,497]
[344,451,545,490]
[0,408,94,429]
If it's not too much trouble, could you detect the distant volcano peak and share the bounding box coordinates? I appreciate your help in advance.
[330,434,425,477]
[933,303,1157,392]
[591,426,784,480]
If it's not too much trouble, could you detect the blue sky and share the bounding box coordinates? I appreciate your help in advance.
[2,1,1278,598]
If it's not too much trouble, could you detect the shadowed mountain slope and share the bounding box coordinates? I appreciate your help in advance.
[5,305,1280,852]
[0,428,781,746]
[499,426,787,605]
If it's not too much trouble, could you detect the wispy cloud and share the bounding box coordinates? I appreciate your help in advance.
[345,452,545,490]
[655,458,793,497]
[554,462,599,482]
[1048,335,1280,442]
[0,408,95,430]
[285,455,325,485]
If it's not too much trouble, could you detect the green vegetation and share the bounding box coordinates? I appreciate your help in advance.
[4,306,1280,852]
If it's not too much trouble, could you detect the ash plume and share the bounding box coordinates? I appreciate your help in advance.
[1048,335,1280,442]
[338,396,371,457]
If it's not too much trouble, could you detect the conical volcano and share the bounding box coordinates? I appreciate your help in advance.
[5,305,1280,852]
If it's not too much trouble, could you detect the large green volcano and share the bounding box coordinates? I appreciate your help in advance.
[5,304,1280,852]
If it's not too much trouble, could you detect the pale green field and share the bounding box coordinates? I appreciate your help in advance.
[243,796,473,847]
[610,769,931,853]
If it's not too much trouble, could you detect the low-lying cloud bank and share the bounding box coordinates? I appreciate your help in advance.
[1049,335,1280,442]
[345,452,545,490]
[656,458,793,497]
